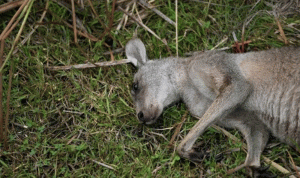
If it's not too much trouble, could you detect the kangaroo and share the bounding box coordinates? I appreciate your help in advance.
[125,38,300,176]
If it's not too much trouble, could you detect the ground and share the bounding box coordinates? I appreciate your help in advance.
[0,0,300,177]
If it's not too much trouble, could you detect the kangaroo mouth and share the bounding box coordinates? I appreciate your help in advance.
[144,117,159,125]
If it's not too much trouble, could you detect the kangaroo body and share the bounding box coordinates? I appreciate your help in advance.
[125,38,300,175]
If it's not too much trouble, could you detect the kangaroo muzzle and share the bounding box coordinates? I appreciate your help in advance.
[137,106,161,124]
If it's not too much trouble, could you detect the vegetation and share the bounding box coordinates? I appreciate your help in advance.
[0,0,299,177]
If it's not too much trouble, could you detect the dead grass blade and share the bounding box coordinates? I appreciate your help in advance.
[118,6,168,46]
[91,159,117,171]
[71,0,77,44]
[274,15,288,44]
[0,40,3,142]
[46,59,131,71]
[87,0,106,29]
[13,0,49,55]
[175,0,178,57]
[0,0,35,73]
[0,0,29,40]
[138,0,175,26]
[287,151,300,178]
[0,0,24,14]
[168,111,188,147]
[4,63,13,149]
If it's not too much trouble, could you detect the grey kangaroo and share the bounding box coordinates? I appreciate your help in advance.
[125,38,300,176]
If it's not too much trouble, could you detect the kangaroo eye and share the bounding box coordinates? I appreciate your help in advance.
[132,82,138,91]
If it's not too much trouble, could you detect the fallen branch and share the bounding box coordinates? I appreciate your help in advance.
[46,59,131,71]
[0,0,24,14]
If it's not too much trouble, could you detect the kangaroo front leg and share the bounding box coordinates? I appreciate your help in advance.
[177,81,251,162]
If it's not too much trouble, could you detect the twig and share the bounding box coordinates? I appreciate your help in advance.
[46,59,131,71]
[0,0,34,73]
[4,61,13,149]
[0,0,29,40]
[87,0,106,30]
[0,40,3,142]
[13,123,28,129]
[47,10,99,41]
[287,151,300,178]
[149,131,168,141]
[210,36,228,50]
[118,6,168,46]
[169,111,188,147]
[103,48,124,55]
[138,0,175,26]
[152,162,170,175]
[13,0,49,55]
[274,14,288,44]
[175,0,178,57]
[71,0,77,44]
[91,159,116,171]
[0,0,24,14]
[115,3,131,35]
[190,0,231,7]
[52,0,87,33]
[232,31,241,53]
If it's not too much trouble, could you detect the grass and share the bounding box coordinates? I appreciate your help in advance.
[0,0,300,177]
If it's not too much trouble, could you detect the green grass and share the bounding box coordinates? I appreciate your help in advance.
[0,0,300,177]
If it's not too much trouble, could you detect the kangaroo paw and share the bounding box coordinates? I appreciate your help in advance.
[185,149,210,163]
[252,166,277,178]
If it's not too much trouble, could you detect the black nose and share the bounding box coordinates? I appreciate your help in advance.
[138,111,144,121]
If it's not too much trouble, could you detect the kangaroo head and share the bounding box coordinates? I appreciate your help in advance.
[126,38,179,124]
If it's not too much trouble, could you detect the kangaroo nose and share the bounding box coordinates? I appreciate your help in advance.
[138,111,144,121]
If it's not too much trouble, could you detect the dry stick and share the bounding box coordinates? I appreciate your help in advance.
[0,0,24,14]
[4,63,13,149]
[91,159,116,171]
[274,15,288,45]
[210,35,228,50]
[46,59,131,71]
[115,3,131,35]
[13,0,49,55]
[109,0,116,30]
[0,40,3,142]
[168,111,188,147]
[118,6,168,46]
[211,125,295,177]
[0,0,29,40]
[175,0,178,57]
[52,0,87,33]
[0,0,34,74]
[0,0,31,146]
[138,0,175,25]
[71,0,77,44]
[232,31,241,53]
[57,16,99,41]
[87,0,107,31]
[63,22,98,41]
[241,24,245,53]
[287,151,300,178]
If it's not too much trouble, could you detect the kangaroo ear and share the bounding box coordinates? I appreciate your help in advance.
[125,38,148,67]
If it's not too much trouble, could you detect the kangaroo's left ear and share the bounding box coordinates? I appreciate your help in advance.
[125,38,148,67]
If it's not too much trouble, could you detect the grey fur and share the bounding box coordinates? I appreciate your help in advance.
[125,38,300,172]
